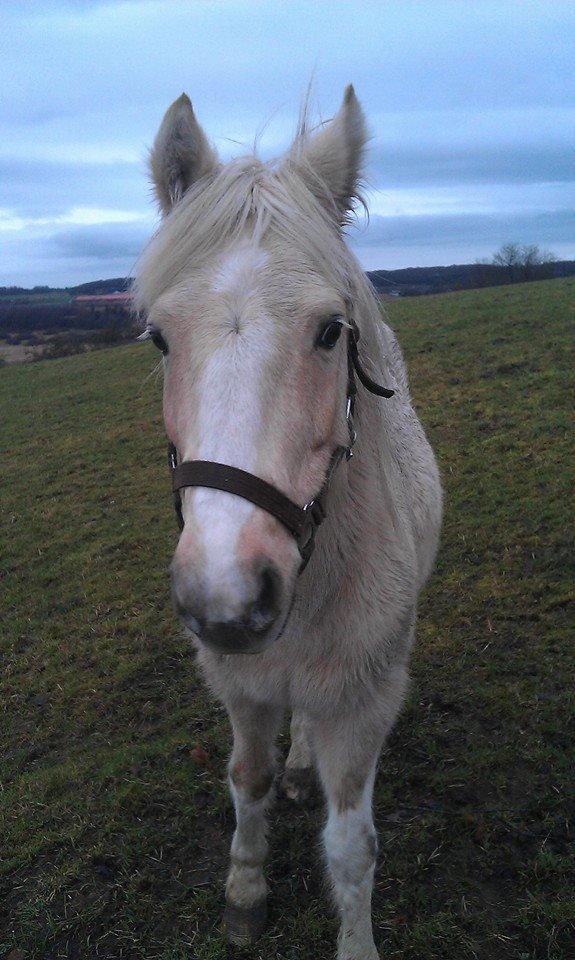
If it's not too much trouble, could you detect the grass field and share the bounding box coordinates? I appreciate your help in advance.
[1,278,573,960]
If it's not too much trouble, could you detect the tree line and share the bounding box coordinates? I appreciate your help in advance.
[475,243,558,286]
[0,302,133,339]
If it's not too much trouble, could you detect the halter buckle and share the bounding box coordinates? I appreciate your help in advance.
[302,497,326,526]
[298,499,325,572]
[345,395,357,459]
[168,443,178,472]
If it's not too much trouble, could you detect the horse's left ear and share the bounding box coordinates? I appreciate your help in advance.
[288,85,369,223]
[150,93,220,215]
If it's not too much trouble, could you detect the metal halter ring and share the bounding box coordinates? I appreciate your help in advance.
[345,396,357,459]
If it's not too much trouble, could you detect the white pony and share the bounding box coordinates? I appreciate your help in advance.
[134,86,442,960]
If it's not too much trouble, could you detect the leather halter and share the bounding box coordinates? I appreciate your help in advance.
[167,321,394,571]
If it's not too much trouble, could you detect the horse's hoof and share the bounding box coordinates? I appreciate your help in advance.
[281,765,316,804]
[223,898,267,944]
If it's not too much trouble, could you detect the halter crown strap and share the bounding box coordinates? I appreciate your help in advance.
[167,321,393,571]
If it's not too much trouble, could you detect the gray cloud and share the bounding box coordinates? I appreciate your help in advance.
[370,144,575,189]
[0,158,147,218]
[352,209,575,248]
[47,221,152,260]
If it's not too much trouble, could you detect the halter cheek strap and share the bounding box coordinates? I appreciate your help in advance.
[167,321,394,572]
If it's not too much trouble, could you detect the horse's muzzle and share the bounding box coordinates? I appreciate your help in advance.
[171,559,284,654]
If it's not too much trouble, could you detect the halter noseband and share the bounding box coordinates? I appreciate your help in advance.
[167,321,394,572]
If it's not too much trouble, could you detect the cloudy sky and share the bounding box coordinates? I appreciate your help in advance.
[1,0,573,286]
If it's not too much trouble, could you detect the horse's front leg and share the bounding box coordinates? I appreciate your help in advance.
[313,675,407,960]
[314,712,381,960]
[281,711,315,802]
[223,696,283,945]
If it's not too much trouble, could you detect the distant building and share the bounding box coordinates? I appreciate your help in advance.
[74,292,131,304]
[74,291,132,317]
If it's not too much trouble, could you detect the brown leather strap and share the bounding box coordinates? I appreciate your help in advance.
[348,321,395,399]
[169,447,342,570]
[172,460,309,541]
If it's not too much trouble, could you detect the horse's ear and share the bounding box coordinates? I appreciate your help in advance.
[289,85,369,223]
[150,94,220,215]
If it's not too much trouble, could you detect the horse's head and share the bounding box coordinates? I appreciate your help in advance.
[135,87,369,654]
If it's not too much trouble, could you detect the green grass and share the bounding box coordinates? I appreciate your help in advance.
[0,290,72,305]
[1,278,573,959]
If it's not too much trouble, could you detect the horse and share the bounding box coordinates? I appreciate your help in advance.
[133,85,442,960]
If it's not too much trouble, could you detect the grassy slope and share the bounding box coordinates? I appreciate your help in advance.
[0,278,573,960]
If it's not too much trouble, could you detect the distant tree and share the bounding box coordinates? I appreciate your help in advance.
[490,243,558,283]
[520,244,557,280]
[491,243,523,282]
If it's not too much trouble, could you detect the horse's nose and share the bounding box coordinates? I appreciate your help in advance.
[246,563,282,631]
[170,559,283,653]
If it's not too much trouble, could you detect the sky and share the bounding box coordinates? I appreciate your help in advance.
[1,0,573,286]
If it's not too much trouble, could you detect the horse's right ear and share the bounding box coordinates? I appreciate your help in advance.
[149,94,220,215]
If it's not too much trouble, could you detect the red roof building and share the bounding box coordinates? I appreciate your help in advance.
[74,292,132,304]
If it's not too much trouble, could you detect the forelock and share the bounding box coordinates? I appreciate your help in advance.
[132,153,366,316]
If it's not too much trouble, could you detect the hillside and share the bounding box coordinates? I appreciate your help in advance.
[2,262,575,346]
[3,262,575,304]
[0,278,573,959]
[0,277,132,300]
[368,259,575,296]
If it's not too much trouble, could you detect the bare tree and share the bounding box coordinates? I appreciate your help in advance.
[492,242,523,282]
[520,244,558,280]
[491,243,558,283]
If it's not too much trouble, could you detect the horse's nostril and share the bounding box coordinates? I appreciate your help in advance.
[249,563,281,632]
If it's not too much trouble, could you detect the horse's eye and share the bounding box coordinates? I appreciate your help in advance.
[150,329,168,355]
[316,318,343,350]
